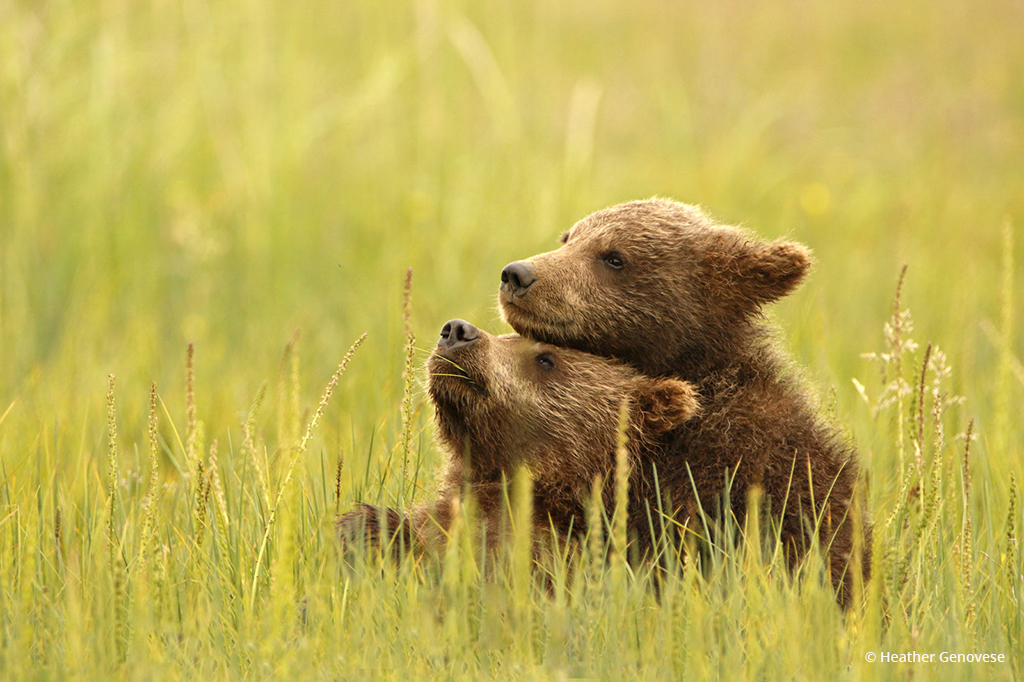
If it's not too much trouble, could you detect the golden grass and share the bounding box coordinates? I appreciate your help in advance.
[1,0,1022,678]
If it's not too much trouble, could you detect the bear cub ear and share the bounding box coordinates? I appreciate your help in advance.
[635,377,700,435]
[736,239,813,305]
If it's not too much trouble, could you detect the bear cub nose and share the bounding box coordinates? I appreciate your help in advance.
[439,319,479,350]
[501,261,536,296]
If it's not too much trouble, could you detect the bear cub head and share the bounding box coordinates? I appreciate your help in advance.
[499,198,812,376]
[429,319,699,486]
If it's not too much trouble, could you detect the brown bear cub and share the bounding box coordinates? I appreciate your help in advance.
[337,319,699,558]
[499,198,869,605]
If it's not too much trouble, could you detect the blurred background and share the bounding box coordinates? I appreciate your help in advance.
[1,0,1022,493]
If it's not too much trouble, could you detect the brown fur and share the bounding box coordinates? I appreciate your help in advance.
[498,198,870,605]
[337,326,699,560]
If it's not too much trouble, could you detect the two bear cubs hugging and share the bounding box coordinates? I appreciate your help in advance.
[339,198,870,606]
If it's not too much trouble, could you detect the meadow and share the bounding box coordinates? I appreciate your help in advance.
[1,0,1022,679]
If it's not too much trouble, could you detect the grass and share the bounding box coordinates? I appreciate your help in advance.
[0,0,1022,679]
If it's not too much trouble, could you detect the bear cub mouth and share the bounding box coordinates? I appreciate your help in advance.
[429,352,476,385]
[500,294,575,338]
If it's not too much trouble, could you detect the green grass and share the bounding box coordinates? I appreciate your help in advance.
[1,0,1022,679]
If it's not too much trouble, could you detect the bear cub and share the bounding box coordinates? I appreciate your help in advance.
[337,319,700,556]
[499,198,869,605]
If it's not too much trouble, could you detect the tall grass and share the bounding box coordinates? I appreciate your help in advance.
[1,0,1022,678]
[0,270,1020,679]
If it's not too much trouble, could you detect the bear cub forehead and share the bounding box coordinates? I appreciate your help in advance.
[564,198,711,243]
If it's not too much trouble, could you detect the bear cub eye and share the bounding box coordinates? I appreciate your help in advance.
[536,353,556,370]
[602,251,625,270]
